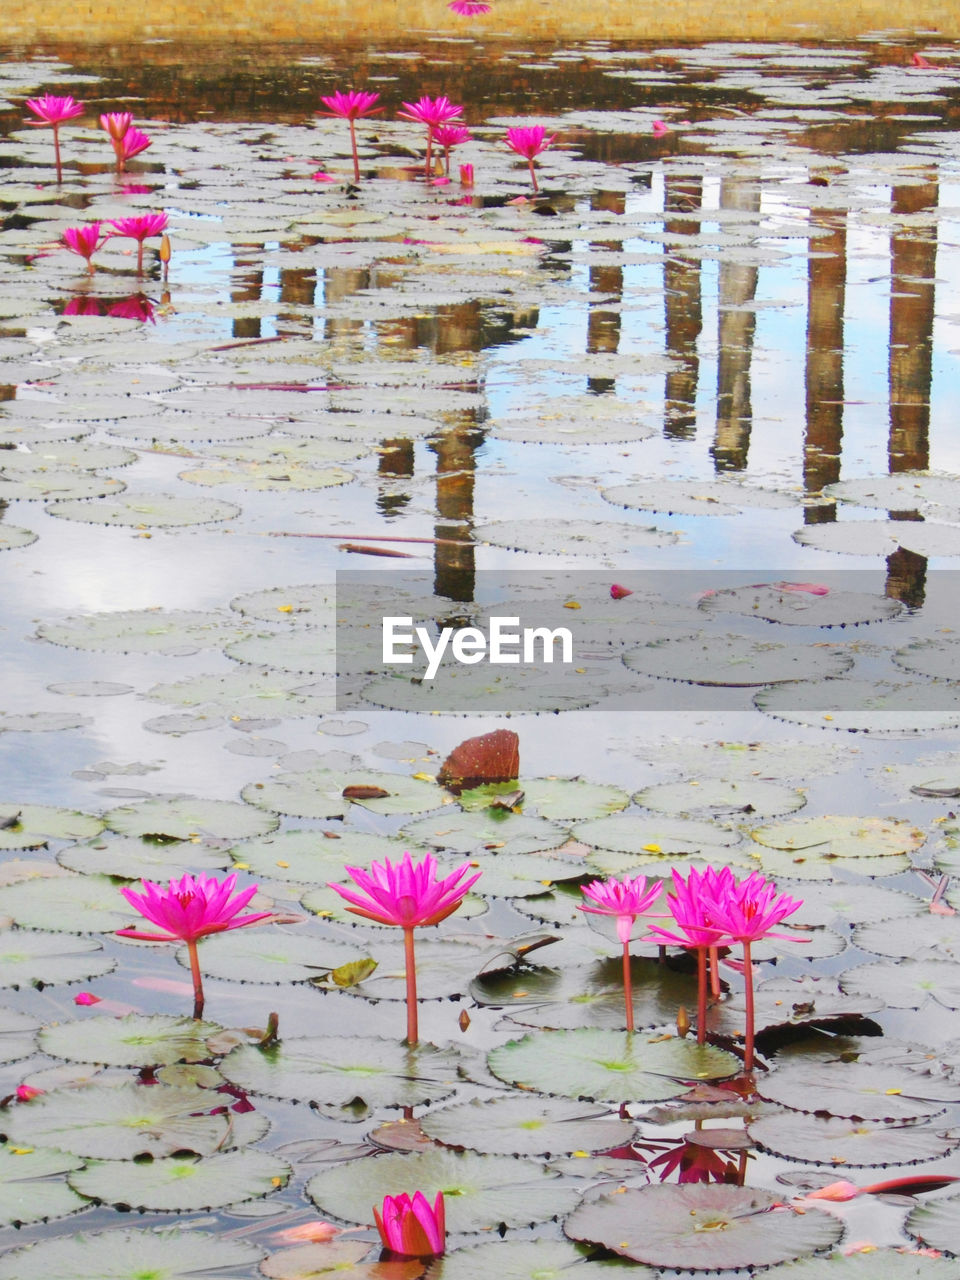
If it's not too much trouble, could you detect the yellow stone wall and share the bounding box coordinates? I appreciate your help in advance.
[4,0,960,44]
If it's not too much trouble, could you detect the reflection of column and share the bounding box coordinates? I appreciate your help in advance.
[886,176,938,608]
[377,439,414,518]
[712,177,760,472]
[587,191,625,396]
[323,266,370,346]
[803,206,847,524]
[231,246,263,340]
[430,419,483,601]
[278,263,317,338]
[663,175,703,439]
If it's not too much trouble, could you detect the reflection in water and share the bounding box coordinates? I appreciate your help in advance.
[712,176,760,473]
[587,190,625,396]
[803,204,846,524]
[663,174,703,439]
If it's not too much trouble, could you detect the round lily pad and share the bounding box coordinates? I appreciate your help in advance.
[0,1144,87,1228]
[242,768,440,819]
[826,473,960,510]
[758,1060,960,1121]
[575,814,741,857]
[785,881,922,927]
[623,635,852,686]
[336,934,490,1001]
[0,930,115,988]
[0,874,136,933]
[699,584,902,627]
[907,1192,960,1256]
[225,629,334,675]
[220,1035,461,1113]
[793,520,960,558]
[360,664,608,716]
[0,525,37,551]
[756,678,960,733]
[0,1227,264,1280]
[4,1081,266,1159]
[853,913,960,959]
[602,479,797,516]
[894,638,960,681]
[564,1183,842,1270]
[420,1096,634,1156]
[68,1148,291,1212]
[179,461,353,491]
[474,519,678,556]
[105,795,279,841]
[0,711,92,735]
[777,1256,958,1279]
[841,958,960,1009]
[515,778,631,821]
[425,1239,634,1280]
[488,1029,739,1104]
[402,810,567,856]
[230,583,335,624]
[751,816,924,859]
[36,609,247,654]
[39,1014,223,1067]
[143,671,333,718]
[634,778,805,819]
[0,470,126,500]
[0,1004,40,1062]
[58,835,233,880]
[0,440,136,470]
[0,803,104,850]
[307,1146,581,1233]
[181,928,366,984]
[229,829,408,885]
[748,1111,958,1166]
[45,494,240,527]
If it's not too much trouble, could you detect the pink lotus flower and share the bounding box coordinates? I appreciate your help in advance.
[74,991,102,1005]
[399,97,464,177]
[63,297,102,316]
[110,125,152,173]
[912,52,933,68]
[318,90,383,182]
[118,872,272,1018]
[329,852,480,1044]
[107,211,168,273]
[26,94,83,183]
[16,1084,43,1101]
[505,125,557,193]
[580,874,663,1032]
[708,871,802,946]
[312,169,337,183]
[610,583,634,600]
[431,124,471,176]
[374,1192,445,1257]
[448,0,491,14]
[100,111,134,141]
[652,119,670,136]
[459,162,474,187]
[62,222,108,271]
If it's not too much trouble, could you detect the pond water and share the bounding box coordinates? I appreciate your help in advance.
[2,32,960,1279]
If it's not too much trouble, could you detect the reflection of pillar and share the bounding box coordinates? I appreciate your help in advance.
[803,207,847,524]
[430,420,483,601]
[587,191,625,395]
[231,245,263,339]
[323,266,370,345]
[886,176,937,607]
[377,439,414,518]
[663,175,703,439]
[278,263,317,338]
[712,177,760,472]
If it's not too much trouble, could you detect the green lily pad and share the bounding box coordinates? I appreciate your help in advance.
[0,1004,40,1062]
[45,493,241,527]
[0,803,104,850]
[181,928,366,983]
[574,814,741,857]
[793,519,960,558]
[425,1239,634,1280]
[907,1192,960,1256]
[564,1183,842,1270]
[755,679,960,733]
[894,638,960,682]
[475,519,679,556]
[853,913,960,959]
[0,873,137,933]
[335,935,491,1001]
[434,850,580,898]
[786,881,922,927]
[511,778,631,821]
[105,795,279,841]
[634,778,806,819]
[826,472,960,510]
[0,525,37,551]
[307,1146,581,1233]
[623,635,852,686]
[699,584,902,627]
[757,1060,960,1121]
[421,1096,635,1157]
[751,816,924,859]
[68,1148,291,1212]
[229,829,409,884]
[488,1029,739,1104]
[58,835,233,879]
[225,629,334,675]
[220,1036,460,1114]
[401,810,567,856]
[0,470,126,500]
[144,670,333,718]
[0,1227,264,1280]
[0,1144,87,1228]
[748,1111,959,1166]
[36,608,246,654]
[242,768,441,819]
[841,959,960,1009]
[778,1252,960,1278]
[0,929,115,988]
[4,1081,267,1159]
[39,1014,223,1067]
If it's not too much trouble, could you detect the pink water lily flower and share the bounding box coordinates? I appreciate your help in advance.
[318,90,383,181]
[459,162,474,187]
[374,1191,445,1258]
[431,124,471,175]
[100,111,134,141]
[399,97,464,177]
[448,0,492,13]
[329,852,480,1044]
[610,583,634,599]
[118,872,272,1018]
[107,211,169,273]
[110,125,152,173]
[62,222,108,271]
[579,874,663,1032]
[26,94,83,183]
[63,296,102,316]
[505,125,557,192]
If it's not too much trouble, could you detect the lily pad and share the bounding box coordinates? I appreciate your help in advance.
[777,1256,959,1280]
[634,778,805,819]
[564,1183,842,1269]
[751,816,924,859]
[748,1111,958,1166]
[229,829,409,885]
[0,470,126,500]
[306,1146,581,1233]
[0,803,104,849]
[511,778,631,821]
[105,795,279,841]
[3,1082,266,1159]
[475,519,679,556]
[0,1227,264,1280]
[757,1059,960,1120]
[0,1004,40,1062]
[623,635,852,686]
[181,928,366,984]
[143,671,333,718]
[0,525,37,551]
[602,479,797,516]
[841,958,960,1009]
[488,1029,739,1104]
[793,520,960,558]
[0,1144,87,1228]
[58,835,234,880]
[894,638,960,682]
[0,873,138,933]
[853,913,960,959]
[826,473,960,510]
[36,609,246,655]
[39,1014,224,1067]
[220,1036,460,1114]
[425,1239,635,1280]
[242,768,440,819]
[755,678,960,733]
[45,493,241,527]
[0,929,115,988]
[699,584,902,627]
[420,1096,634,1156]
[907,1192,960,1256]
[335,935,490,1001]
[575,814,741,857]
[68,1148,290,1212]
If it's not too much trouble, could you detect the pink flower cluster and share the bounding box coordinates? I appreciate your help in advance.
[61,212,168,273]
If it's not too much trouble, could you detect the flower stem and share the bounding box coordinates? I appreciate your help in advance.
[403,926,419,1045]
[187,939,205,1020]
[696,946,707,1045]
[348,118,360,182]
[424,130,433,178]
[621,940,634,1033]
[136,241,144,275]
[528,158,539,192]
[743,939,755,1073]
[52,124,62,184]
[709,946,721,997]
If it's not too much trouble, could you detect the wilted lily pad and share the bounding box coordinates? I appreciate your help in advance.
[488,1029,739,1104]
[0,1144,87,1228]
[68,1148,290,1212]
[564,1183,842,1269]
[307,1146,580,1233]
[0,1227,264,1280]
[39,1014,223,1067]
[221,1035,460,1113]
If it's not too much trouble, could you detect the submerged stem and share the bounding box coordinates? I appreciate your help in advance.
[403,926,419,1046]
[621,939,634,1034]
[187,938,205,1020]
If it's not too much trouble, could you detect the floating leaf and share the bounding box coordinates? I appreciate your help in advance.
[634,778,805,819]
[564,1183,842,1269]
[105,795,279,841]
[755,679,960,734]
[474,519,679,556]
[0,874,137,933]
[0,1144,87,1228]
[853,913,960,960]
[425,1239,627,1280]
[624,635,852,686]
[757,1060,960,1121]
[220,1036,461,1113]
[0,929,115,988]
[602,479,797,516]
[699,584,901,627]
[36,608,246,655]
[0,1226,264,1280]
[488,1029,739,1104]
[517,778,631,820]
[401,810,567,856]
[0,525,37,551]
[894,638,960,682]
[794,520,960,558]
[68,1148,291,1212]
[776,1252,960,1279]
[841,959,960,1010]
[242,769,440,819]
[45,493,241,527]
[421,1096,634,1156]
[228,829,409,885]
[180,928,366,984]
[307,1146,581,1233]
[751,816,924,859]
[907,1192,960,1257]
[575,814,741,857]
[58,835,233,880]
[0,803,104,850]
[39,1014,223,1067]
[748,1111,958,1166]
